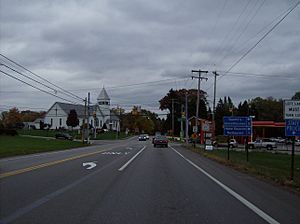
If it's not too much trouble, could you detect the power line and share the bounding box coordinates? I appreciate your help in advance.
[0,53,84,101]
[0,69,79,104]
[211,0,252,67]
[223,1,300,74]
[217,0,266,66]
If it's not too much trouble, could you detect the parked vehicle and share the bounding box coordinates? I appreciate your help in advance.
[55,132,73,140]
[295,140,300,146]
[153,135,168,148]
[248,138,277,150]
[214,139,238,148]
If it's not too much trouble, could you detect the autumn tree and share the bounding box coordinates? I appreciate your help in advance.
[3,108,22,128]
[121,107,161,134]
[66,109,79,130]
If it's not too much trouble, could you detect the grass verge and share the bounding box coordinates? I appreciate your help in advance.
[0,135,86,158]
[185,145,300,191]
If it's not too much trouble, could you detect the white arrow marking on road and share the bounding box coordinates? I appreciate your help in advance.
[82,161,97,170]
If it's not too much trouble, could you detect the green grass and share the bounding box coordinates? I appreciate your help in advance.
[17,129,132,141]
[18,129,58,137]
[188,146,300,190]
[0,135,86,158]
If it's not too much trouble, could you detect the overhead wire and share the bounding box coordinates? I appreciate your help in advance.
[210,0,252,68]
[0,63,83,102]
[0,53,84,101]
[0,69,79,104]
[217,0,266,66]
[223,0,300,75]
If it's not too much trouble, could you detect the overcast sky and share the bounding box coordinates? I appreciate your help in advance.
[0,0,299,115]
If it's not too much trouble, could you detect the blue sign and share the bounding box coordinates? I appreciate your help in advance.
[223,116,252,136]
[285,119,300,136]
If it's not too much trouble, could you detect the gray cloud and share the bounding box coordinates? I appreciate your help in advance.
[0,0,299,113]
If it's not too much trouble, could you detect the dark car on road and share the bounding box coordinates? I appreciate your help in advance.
[138,134,147,141]
[55,133,73,140]
[153,135,168,148]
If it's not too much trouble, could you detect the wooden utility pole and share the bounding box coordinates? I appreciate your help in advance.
[191,70,208,133]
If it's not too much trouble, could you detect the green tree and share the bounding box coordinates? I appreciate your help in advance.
[66,109,79,130]
[121,107,161,134]
[159,88,208,135]
[215,97,235,135]
[249,97,283,121]
[292,91,300,100]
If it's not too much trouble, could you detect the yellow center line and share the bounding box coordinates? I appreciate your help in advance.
[0,149,108,179]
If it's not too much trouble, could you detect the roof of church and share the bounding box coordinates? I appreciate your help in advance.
[97,87,110,101]
[53,102,100,118]
[47,102,119,120]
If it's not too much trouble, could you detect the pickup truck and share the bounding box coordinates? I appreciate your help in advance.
[248,139,277,150]
[214,139,238,148]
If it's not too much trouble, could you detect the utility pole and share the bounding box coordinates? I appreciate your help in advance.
[191,70,208,133]
[87,92,90,144]
[185,91,189,144]
[212,71,219,139]
[83,97,87,143]
[172,99,175,138]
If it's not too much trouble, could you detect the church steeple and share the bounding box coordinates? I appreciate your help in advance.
[97,87,110,105]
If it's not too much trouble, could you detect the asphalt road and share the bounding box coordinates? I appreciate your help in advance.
[0,137,300,224]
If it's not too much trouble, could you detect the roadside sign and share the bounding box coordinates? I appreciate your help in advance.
[193,126,198,133]
[284,100,300,120]
[203,123,210,132]
[223,116,252,136]
[285,119,300,136]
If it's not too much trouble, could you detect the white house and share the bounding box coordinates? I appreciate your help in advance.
[44,88,120,131]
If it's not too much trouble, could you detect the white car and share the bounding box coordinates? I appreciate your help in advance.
[295,140,300,146]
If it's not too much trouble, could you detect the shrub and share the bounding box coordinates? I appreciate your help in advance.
[0,129,18,136]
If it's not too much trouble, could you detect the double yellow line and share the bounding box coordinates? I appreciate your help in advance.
[0,149,106,179]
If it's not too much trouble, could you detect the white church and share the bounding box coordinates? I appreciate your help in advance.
[44,87,120,131]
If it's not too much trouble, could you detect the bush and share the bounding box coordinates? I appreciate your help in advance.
[0,129,18,136]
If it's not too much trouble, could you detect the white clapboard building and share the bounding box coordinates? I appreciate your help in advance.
[44,88,119,130]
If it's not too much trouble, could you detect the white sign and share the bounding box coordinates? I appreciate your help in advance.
[205,139,212,145]
[205,133,212,138]
[205,145,213,151]
[284,100,300,119]
[193,126,198,133]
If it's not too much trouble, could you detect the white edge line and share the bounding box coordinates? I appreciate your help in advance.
[169,146,280,224]
[118,146,146,171]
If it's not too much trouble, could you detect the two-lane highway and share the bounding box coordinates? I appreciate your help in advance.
[1,137,300,223]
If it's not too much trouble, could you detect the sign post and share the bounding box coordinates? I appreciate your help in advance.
[223,116,252,161]
[284,100,300,181]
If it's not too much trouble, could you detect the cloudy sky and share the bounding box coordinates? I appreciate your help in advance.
[0,0,299,115]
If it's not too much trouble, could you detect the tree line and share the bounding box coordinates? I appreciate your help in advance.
[1,91,299,136]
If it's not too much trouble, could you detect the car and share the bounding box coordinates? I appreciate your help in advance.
[138,134,147,141]
[248,138,277,150]
[145,134,149,140]
[213,139,237,148]
[152,132,162,143]
[153,135,168,148]
[295,140,300,146]
[55,132,73,140]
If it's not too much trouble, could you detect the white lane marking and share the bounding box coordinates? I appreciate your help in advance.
[170,146,280,224]
[101,152,123,155]
[118,146,146,171]
[82,161,97,170]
